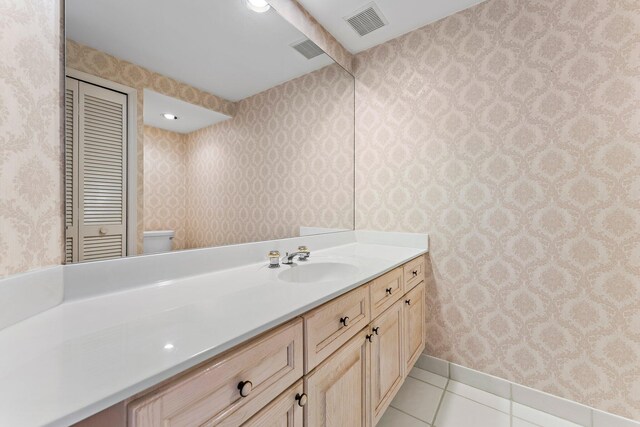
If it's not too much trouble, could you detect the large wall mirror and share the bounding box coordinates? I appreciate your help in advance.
[64,0,355,262]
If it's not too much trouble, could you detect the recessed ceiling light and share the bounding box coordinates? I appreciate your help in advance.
[162,113,179,120]
[164,343,174,350]
[245,0,270,13]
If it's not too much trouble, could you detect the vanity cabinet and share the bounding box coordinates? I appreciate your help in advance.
[127,319,304,427]
[404,281,426,373]
[242,381,305,427]
[303,284,370,373]
[82,256,427,427]
[305,328,370,427]
[403,256,425,292]
[369,299,405,425]
[370,267,403,318]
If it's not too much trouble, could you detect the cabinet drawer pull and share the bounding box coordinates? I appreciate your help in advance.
[339,316,350,327]
[385,288,392,295]
[372,326,380,335]
[295,393,308,407]
[366,334,374,343]
[412,270,418,277]
[405,299,411,305]
[238,380,253,397]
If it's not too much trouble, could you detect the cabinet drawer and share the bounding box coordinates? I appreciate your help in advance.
[370,267,403,318]
[128,319,304,427]
[403,256,425,292]
[304,284,370,372]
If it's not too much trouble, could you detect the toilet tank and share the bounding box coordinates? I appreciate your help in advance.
[143,230,175,254]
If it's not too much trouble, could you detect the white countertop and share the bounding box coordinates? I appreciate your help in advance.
[0,236,427,427]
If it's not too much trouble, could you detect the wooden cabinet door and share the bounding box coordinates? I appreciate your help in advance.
[403,281,426,373]
[370,299,404,425]
[242,381,304,427]
[305,328,370,427]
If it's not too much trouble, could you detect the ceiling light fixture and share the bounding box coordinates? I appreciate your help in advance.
[245,0,270,13]
[162,113,179,120]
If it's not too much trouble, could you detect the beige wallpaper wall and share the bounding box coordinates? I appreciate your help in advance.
[143,126,187,250]
[0,0,62,277]
[355,0,640,419]
[65,39,235,253]
[186,63,354,248]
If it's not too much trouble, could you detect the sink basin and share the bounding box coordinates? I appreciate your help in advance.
[278,262,360,284]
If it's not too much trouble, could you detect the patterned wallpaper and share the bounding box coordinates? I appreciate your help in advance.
[0,0,62,277]
[185,63,354,248]
[65,39,236,254]
[354,0,640,419]
[143,126,187,250]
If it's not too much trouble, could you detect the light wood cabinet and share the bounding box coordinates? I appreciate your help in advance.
[370,267,403,318]
[80,256,428,427]
[403,255,425,292]
[370,299,404,425]
[242,381,305,427]
[128,319,303,427]
[403,281,426,374]
[305,328,370,427]
[304,284,370,373]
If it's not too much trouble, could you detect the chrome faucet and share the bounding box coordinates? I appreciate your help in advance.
[282,246,310,265]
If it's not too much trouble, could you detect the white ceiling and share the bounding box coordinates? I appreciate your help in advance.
[65,0,334,102]
[143,90,231,134]
[296,0,487,54]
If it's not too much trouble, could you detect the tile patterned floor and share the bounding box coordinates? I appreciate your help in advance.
[378,367,584,427]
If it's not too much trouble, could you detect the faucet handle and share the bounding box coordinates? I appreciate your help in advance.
[268,250,280,269]
[298,245,310,261]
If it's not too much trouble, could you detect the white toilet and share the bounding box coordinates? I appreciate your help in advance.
[143,230,175,254]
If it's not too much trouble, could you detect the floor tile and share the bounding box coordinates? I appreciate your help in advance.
[409,367,448,389]
[377,407,430,427]
[446,380,510,413]
[390,376,444,424]
[434,392,510,427]
[513,403,584,427]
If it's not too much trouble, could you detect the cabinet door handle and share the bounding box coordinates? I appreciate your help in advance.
[405,299,411,306]
[238,380,253,397]
[366,334,374,342]
[412,270,418,277]
[385,287,392,295]
[295,393,308,407]
[372,327,380,335]
[340,316,350,327]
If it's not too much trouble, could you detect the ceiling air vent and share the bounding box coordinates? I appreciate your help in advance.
[344,3,388,37]
[290,39,325,59]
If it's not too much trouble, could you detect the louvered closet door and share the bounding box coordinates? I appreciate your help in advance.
[77,81,127,262]
[65,78,80,262]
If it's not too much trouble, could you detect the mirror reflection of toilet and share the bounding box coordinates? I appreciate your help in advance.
[143,230,175,254]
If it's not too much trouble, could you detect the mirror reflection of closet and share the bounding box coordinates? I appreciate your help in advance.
[65,77,128,262]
